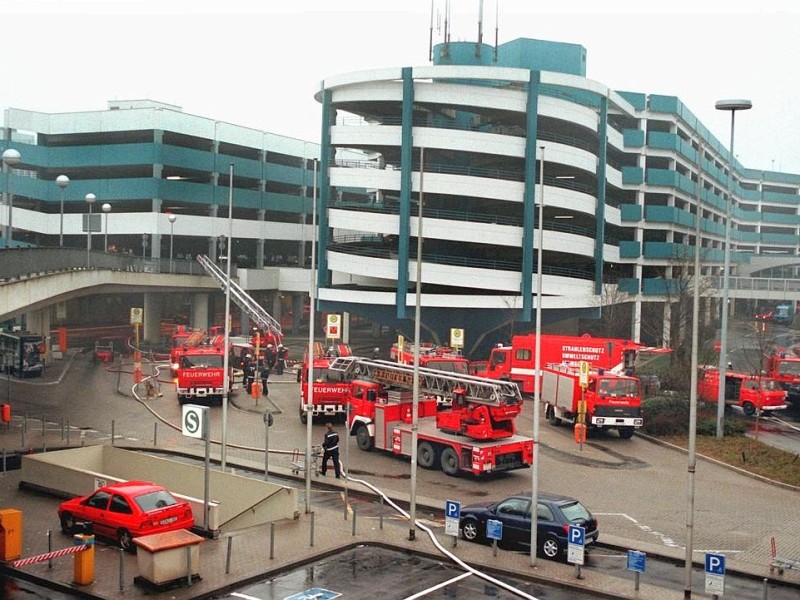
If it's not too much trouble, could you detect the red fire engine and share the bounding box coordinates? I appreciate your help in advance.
[175,343,228,405]
[765,349,800,403]
[390,342,470,375]
[542,364,643,439]
[698,368,787,415]
[299,343,353,424]
[477,334,645,395]
[326,357,534,476]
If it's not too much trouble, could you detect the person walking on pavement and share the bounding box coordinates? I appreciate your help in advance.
[320,422,341,478]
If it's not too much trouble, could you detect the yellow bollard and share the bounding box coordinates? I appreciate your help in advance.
[72,534,95,585]
[0,508,23,561]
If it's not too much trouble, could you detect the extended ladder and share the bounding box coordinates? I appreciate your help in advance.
[327,357,521,406]
[196,254,282,337]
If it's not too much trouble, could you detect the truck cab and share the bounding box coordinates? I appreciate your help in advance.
[698,368,787,415]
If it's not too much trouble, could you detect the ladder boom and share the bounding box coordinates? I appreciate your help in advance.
[196,255,282,337]
[328,357,521,406]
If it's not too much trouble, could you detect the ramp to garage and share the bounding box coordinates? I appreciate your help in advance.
[19,446,299,535]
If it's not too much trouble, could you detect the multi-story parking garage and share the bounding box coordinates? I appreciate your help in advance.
[4,38,800,354]
[314,37,800,352]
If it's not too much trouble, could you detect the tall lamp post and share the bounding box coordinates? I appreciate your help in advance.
[168,213,177,273]
[2,148,21,247]
[56,175,69,247]
[715,99,752,440]
[530,145,545,566]
[84,193,96,267]
[102,203,111,252]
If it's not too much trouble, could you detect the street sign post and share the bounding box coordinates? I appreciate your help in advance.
[568,524,585,579]
[444,500,461,539]
[705,552,726,597]
[486,518,503,557]
[627,549,646,591]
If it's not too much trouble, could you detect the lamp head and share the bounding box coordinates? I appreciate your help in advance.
[102,203,111,213]
[168,213,177,223]
[56,174,70,189]
[715,99,752,112]
[2,148,21,167]
[85,193,97,205]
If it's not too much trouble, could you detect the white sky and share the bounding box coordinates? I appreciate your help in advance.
[2,0,799,173]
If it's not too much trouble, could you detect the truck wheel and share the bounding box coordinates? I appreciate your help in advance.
[356,425,374,451]
[618,427,635,439]
[418,441,437,469]
[547,407,560,426]
[440,447,459,476]
[299,407,308,425]
[742,401,756,416]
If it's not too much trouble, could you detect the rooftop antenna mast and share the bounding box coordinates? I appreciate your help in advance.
[494,0,499,62]
[476,0,483,59]
[444,0,450,52]
[428,0,434,61]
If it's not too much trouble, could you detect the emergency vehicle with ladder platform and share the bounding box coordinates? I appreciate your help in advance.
[325,357,534,477]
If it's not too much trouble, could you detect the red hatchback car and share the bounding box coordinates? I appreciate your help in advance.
[58,481,195,551]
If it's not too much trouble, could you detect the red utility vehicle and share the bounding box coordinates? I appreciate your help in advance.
[169,327,207,376]
[765,349,800,402]
[175,343,228,404]
[390,342,470,374]
[327,357,534,477]
[298,342,353,423]
[542,364,643,439]
[58,481,194,552]
[697,368,788,415]
[477,334,644,395]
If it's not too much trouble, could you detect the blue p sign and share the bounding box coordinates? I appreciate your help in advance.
[568,525,585,546]
[705,553,725,575]
[445,500,461,519]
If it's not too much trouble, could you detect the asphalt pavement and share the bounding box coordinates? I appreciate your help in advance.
[0,333,799,599]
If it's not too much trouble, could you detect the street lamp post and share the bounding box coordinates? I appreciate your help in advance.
[102,203,111,253]
[715,99,752,440]
[3,148,21,247]
[168,213,177,273]
[84,193,96,267]
[56,175,69,247]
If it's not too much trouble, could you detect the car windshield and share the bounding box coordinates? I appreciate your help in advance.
[135,489,179,512]
[559,501,592,524]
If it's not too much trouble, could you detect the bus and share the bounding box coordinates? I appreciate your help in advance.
[0,331,45,378]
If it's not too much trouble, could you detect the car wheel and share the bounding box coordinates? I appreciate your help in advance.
[742,401,756,416]
[117,529,134,552]
[618,427,635,439]
[60,512,76,535]
[547,407,560,426]
[418,441,437,469]
[540,534,563,560]
[461,517,481,542]
[356,425,374,451]
[440,447,459,476]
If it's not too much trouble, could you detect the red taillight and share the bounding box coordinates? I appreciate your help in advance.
[563,524,570,534]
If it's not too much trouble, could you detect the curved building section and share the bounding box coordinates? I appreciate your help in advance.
[316,38,636,345]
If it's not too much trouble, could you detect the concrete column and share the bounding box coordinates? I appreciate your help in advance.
[631,299,642,344]
[192,293,210,331]
[240,311,250,336]
[292,293,305,335]
[256,209,266,268]
[208,204,219,260]
[272,293,283,327]
[143,293,164,344]
[342,312,350,345]
[151,198,163,260]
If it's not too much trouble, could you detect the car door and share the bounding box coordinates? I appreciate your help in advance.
[493,497,531,545]
[106,493,136,535]
[79,490,112,538]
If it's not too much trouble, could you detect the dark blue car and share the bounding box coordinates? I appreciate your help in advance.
[459,491,599,560]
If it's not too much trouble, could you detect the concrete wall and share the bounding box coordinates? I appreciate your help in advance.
[20,446,299,535]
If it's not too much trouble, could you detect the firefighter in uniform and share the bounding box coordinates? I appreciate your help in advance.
[320,422,341,478]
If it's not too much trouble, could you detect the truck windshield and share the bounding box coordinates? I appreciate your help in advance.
[427,360,470,375]
[597,378,639,397]
[181,355,223,368]
[761,378,782,391]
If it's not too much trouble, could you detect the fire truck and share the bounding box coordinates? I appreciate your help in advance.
[170,327,213,376]
[698,368,788,415]
[326,357,534,477]
[299,342,353,424]
[175,343,228,405]
[765,349,800,402]
[542,363,643,439]
[390,342,470,374]
[477,334,644,395]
